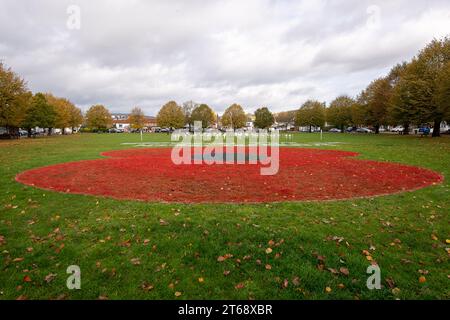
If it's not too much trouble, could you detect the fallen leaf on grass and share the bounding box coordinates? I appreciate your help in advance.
[44,273,57,283]
[198,277,204,283]
[325,286,332,293]
[339,267,349,276]
[159,219,169,226]
[235,283,245,289]
[13,257,24,263]
[419,276,427,283]
[265,264,272,270]
[265,248,273,254]
[141,282,154,292]
[174,291,182,297]
[23,275,31,282]
[130,258,141,265]
[223,270,231,276]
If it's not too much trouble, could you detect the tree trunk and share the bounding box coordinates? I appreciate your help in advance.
[374,124,380,134]
[27,128,32,138]
[432,119,441,137]
[403,123,409,135]
[309,125,312,133]
[48,128,52,136]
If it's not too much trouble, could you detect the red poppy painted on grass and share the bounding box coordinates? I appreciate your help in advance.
[15,148,443,203]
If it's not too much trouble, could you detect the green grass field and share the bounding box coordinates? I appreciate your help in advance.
[0,133,449,300]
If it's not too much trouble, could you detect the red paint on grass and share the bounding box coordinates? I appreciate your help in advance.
[15,148,443,203]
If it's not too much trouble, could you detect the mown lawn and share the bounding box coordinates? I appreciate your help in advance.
[0,133,449,300]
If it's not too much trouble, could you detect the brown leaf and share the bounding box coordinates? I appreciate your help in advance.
[23,275,32,282]
[339,267,349,276]
[265,264,272,270]
[130,258,141,265]
[141,282,154,292]
[13,257,24,263]
[385,277,395,289]
[159,219,169,226]
[44,273,57,283]
[281,279,289,288]
[98,295,109,300]
[217,256,225,262]
[174,291,182,297]
[223,270,231,276]
[235,282,245,289]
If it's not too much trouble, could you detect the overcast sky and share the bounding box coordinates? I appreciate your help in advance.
[1,0,450,115]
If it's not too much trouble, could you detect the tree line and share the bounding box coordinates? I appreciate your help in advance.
[294,37,450,137]
[0,63,83,138]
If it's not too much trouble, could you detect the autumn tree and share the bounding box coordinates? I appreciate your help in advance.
[191,104,215,128]
[23,93,57,136]
[358,78,391,133]
[221,104,246,129]
[129,107,146,131]
[254,107,274,129]
[274,110,296,124]
[0,63,31,137]
[295,100,326,132]
[434,61,450,129]
[413,37,450,136]
[156,101,185,129]
[69,105,83,133]
[85,104,112,131]
[327,95,354,131]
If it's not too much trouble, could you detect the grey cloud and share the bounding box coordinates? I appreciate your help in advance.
[1,0,449,115]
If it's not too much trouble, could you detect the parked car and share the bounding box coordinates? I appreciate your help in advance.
[328,128,342,133]
[391,126,404,132]
[19,129,28,136]
[346,126,356,133]
[356,127,373,133]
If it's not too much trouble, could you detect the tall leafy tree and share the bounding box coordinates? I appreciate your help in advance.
[156,101,185,129]
[221,104,246,129]
[23,93,57,136]
[327,95,355,131]
[254,107,274,129]
[129,107,146,131]
[86,104,112,130]
[434,61,450,128]
[413,37,450,136]
[69,105,83,133]
[0,63,31,137]
[191,104,215,128]
[274,110,296,124]
[45,93,73,134]
[359,78,391,133]
[295,100,326,132]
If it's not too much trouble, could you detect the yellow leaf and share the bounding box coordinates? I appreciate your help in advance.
[325,286,332,293]
[431,234,438,241]
[174,291,182,297]
[265,248,273,254]
[198,277,204,283]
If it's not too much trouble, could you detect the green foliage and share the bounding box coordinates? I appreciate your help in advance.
[86,105,112,130]
[221,104,246,129]
[358,78,391,132]
[295,100,326,131]
[327,96,354,130]
[191,104,216,128]
[156,101,185,129]
[254,107,274,129]
[23,93,57,130]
